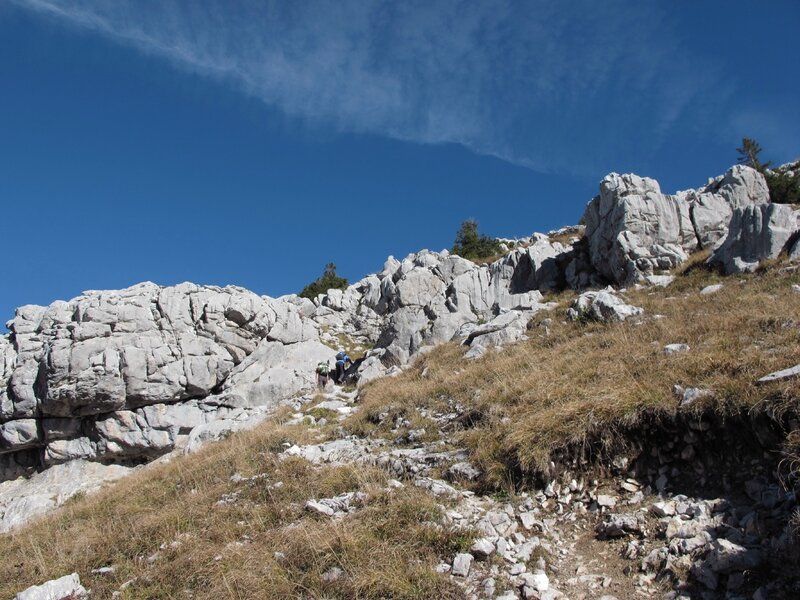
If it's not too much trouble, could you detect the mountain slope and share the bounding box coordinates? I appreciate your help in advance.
[3,259,799,599]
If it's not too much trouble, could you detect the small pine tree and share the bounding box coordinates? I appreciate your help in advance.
[736,137,798,204]
[299,263,349,299]
[736,137,771,172]
[451,219,502,261]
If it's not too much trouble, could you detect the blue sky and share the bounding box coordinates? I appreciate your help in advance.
[1,0,798,325]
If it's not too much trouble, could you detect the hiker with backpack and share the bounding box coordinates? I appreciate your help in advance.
[334,349,352,384]
[316,360,331,390]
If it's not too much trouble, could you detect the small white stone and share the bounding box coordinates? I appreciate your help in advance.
[304,500,334,517]
[521,570,549,592]
[470,537,496,559]
[700,284,724,295]
[596,494,617,508]
[451,553,473,577]
[651,501,676,517]
[664,343,690,355]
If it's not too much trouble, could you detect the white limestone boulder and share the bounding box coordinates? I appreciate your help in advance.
[708,203,800,274]
[14,573,87,600]
[567,290,643,322]
[583,165,770,284]
[462,310,542,359]
[0,419,40,452]
[684,164,770,248]
[184,407,270,454]
[222,339,336,406]
[584,172,695,284]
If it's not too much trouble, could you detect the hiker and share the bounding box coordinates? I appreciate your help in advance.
[334,349,352,384]
[315,360,331,390]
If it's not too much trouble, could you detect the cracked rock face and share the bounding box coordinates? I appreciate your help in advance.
[708,202,800,274]
[313,248,558,368]
[0,282,334,478]
[583,165,770,284]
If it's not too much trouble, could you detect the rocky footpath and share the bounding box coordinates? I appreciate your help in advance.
[267,380,797,599]
[22,370,794,600]
[3,162,800,543]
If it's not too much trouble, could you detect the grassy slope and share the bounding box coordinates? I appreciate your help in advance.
[350,259,800,487]
[2,259,799,598]
[0,420,466,599]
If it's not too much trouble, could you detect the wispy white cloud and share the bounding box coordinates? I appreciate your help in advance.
[12,0,726,174]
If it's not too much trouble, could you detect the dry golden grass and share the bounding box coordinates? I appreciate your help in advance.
[3,260,799,597]
[547,231,583,246]
[0,420,466,599]
[350,261,800,487]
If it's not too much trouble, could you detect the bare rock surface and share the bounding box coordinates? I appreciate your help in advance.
[708,202,800,274]
[583,165,769,284]
[567,289,643,322]
[0,460,131,533]
[14,573,87,600]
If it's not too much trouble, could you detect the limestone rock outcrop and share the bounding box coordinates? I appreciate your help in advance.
[311,248,557,371]
[0,282,333,480]
[2,161,795,535]
[583,165,770,284]
[0,240,568,485]
[708,203,800,274]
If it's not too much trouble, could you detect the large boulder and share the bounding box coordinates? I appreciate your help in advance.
[685,164,770,248]
[583,166,770,284]
[221,339,336,405]
[461,309,539,359]
[502,234,567,293]
[583,173,696,284]
[708,203,800,274]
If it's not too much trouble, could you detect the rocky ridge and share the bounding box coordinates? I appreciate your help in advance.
[3,163,800,581]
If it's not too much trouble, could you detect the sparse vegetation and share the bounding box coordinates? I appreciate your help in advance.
[319,327,371,362]
[0,420,465,599]
[765,163,800,205]
[736,137,799,204]
[351,260,800,487]
[451,219,503,262]
[299,262,349,300]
